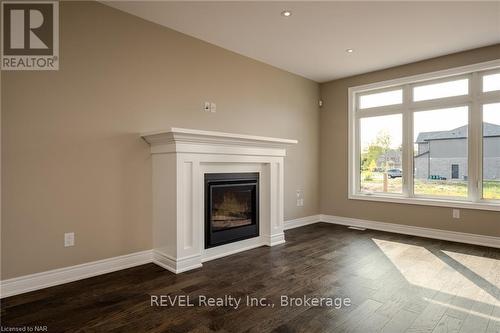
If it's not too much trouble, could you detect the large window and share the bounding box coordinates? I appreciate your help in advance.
[349,60,500,211]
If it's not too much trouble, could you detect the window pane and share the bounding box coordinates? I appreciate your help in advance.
[483,103,500,200]
[360,114,403,194]
[483,73,500,92]
[413,106,468,198]
[413,78,468,102]
[359,89,402,109]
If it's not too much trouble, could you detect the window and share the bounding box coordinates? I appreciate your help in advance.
[483,103,500,200]
[483,73,500,92]
[360,114,402,194]
[413,78,468,102]
[451,165,459,179]
[349,60,500,211]
[413,106,468,199]
[359,89,403,109]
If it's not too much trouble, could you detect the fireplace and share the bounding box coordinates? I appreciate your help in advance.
[143,128,296,273]
[205,173,259,248]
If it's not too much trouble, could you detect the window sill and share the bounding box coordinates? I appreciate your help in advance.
[349,193,500,212]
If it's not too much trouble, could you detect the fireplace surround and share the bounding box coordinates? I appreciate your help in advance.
[142,128,297,273]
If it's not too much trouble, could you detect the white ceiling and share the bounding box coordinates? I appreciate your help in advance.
[105,1,500,82]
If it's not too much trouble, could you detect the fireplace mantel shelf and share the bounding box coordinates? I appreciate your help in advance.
[141,128,298,149]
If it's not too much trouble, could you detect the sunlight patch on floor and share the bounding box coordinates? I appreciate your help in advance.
[443,250,498,285]
[424,297,499,322]
[372,238,500,307]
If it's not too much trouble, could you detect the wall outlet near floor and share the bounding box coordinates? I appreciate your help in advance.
[452,209,460,219]
[64,232,75,247]
[296,189,304,207]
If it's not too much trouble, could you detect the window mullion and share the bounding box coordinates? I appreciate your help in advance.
[354,116,361,194]
[402,84,413,198]
[469,72,482,202]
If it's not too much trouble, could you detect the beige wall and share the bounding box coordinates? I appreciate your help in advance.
[1,2,320,279]
[320,44,500,237]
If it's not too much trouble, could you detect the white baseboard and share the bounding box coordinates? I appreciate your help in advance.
[320,214,500,249]
[0,250,153,299]
[284,215,321,230]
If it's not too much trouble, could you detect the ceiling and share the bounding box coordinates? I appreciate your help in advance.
[104,1,500,82]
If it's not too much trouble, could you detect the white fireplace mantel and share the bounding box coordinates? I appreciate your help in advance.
[142,128,297,273]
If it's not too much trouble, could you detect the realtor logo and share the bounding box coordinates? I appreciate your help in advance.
[1,1,59,70]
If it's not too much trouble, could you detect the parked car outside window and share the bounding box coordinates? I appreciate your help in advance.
[387,169,402,179]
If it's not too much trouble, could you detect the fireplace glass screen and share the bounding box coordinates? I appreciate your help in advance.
[211,185,254,231]
[205,173,259,248]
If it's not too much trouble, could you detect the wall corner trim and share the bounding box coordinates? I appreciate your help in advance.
[319,214,500,249]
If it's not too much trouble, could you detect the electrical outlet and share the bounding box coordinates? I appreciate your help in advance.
[296,189,304,207]
[452,209,460,219]
[203,102,216,112]
[203,102,211,112]
[64,232,75,247]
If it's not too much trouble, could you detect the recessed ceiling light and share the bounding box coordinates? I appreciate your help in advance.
[281,10,292,17]
[346,49,354,53]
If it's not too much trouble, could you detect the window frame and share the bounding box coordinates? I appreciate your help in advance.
[348,59,500,211]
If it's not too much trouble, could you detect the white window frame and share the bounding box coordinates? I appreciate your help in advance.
[348,59,500,211]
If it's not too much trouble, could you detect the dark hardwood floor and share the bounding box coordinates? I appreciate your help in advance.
[1,223,499,332]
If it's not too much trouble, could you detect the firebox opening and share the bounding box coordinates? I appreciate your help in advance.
[205,173,259,248]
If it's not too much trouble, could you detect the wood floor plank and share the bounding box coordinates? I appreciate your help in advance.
[380,309,419,333]
[486,305,500,333]
[432,314,463,333]
[329,299,383,332]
